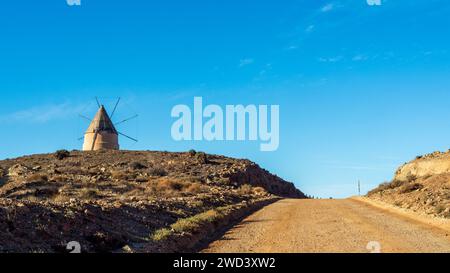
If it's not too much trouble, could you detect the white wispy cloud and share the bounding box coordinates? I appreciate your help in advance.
[0,103,86,124]
[321,3,334,12]
[305,25,315,33]
[239,58,254,67]
[318,56,343,62]
[352,54,368,61]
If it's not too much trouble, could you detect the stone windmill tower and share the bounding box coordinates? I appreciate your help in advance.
[81,98,138,151]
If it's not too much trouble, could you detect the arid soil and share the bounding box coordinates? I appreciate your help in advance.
[368,151,450,219]
[203,199,450,253]
[0,150,304,253]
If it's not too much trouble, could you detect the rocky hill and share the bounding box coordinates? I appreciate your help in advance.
[0,150,305,253]
[367,150,450,219]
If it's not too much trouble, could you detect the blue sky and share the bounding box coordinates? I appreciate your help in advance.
[1,0,450,198]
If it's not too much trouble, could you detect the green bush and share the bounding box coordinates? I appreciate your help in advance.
[55,150,70,160]
[151,228,172,241]
[130,161,147,170]
[195,152,209,164]
[148,167,168,177]
[400,183,423,194]
[368,179,406,195]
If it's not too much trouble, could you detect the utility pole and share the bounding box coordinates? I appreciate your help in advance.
[358,180,361,196]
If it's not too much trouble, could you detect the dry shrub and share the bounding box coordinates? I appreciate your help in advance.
[148,167,168,177]
[444,210,450,219]
[435,205,446,214]
[157,179,184,191]
[55,150,70,160]
[111,170,128,180]
[135,176,148,183]
[26,173,49,183]
[368,180,406,195]
[406,174,418,182]
[151,228,172,241]
[52,194,71,203]
[147,178,206,197]
[185,183,206,194]
[80,188,100,199]
[400,183,423,194]
[130,162,147,170]
[125,188,145,198]
[195,152,209,164]
[150,208,228,241]
[52,175,66,183]
[237,184,253,195]
[190,200,204,208]
[252,186,268,195]
[171,209,221,234]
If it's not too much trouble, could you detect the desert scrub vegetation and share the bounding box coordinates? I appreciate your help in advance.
[237,184,254,195]
[146,178,207,196]
[148,167,168,177]
[434,205,450,218]
[151,208,226,241]
[26,173,49,183]
[252,186,268,196]
[151,228,172,241]
[130,161,147,170]
[368,180,406,195]
[400,183,423,194]
[111,170,129,181]
[435,205,446,214]
[195,152,209,164]
[368,174,420,196]
[80,188,101,199]
[55,150,70,160]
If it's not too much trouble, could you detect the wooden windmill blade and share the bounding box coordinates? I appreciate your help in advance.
[118,131,138,142]
[114,114,139,126]
[111,97,121,118]
[90,131,99,151]
[95,97,101,108]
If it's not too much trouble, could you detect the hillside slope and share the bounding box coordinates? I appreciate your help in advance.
[368,151,450,219]
[0,150,305,253]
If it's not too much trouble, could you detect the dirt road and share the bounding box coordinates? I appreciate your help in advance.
[202,199,450,253]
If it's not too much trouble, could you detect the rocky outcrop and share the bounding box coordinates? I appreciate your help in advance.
[228,163,303,198]
[0,150,305,252]
[0,168,6,186]
[395,151,450,181]
[368,150,450,219]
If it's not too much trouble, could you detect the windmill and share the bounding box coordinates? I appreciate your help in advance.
[79,97,138,151]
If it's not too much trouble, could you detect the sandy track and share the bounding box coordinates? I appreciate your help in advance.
[202,199,450,253]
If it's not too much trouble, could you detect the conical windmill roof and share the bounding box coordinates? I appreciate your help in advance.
[85,106,118,134]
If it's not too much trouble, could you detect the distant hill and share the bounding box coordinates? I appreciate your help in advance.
[0,150,305,253]
[367,150,450,219]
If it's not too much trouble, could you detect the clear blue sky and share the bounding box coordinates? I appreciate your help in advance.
[1,0,450,198]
